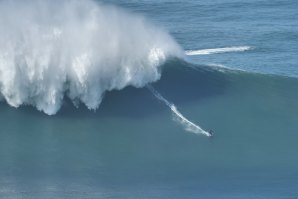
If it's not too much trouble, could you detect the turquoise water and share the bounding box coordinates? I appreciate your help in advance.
[1,0,298,198]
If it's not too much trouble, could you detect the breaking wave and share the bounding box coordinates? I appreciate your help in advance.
[0,0,183,114]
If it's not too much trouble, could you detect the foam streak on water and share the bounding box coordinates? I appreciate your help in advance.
[147,85,211,137]
[185,46,252,56]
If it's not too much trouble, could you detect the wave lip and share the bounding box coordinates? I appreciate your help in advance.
[185,46,252,56]
[0,0,183,115]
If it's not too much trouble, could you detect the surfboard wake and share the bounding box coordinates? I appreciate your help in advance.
[147,85,212,137]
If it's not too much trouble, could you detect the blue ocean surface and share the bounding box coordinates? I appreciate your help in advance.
[0,0,298,198]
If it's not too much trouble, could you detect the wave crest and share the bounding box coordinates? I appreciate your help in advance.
[0,0,183,114]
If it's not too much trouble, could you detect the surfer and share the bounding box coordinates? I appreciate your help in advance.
[208,130,214,137]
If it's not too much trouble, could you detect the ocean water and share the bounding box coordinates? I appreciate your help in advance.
[0,0,298,198]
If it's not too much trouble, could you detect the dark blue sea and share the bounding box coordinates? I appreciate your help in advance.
[0,0,297,198]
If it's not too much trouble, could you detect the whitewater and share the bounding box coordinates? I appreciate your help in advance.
[185,46,252,56]
[0,0,183,115]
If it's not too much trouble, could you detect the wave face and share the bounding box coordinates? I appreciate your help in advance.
[0,0,183,115]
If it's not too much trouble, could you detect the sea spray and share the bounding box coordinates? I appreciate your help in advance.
[147,85,212,137]
[0,0,183,114]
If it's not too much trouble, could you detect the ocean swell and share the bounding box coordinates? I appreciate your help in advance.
[0,0,183,115]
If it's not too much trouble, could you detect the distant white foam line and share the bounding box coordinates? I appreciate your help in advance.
[206,63,247,72]
[147,85,211,137]
[185,46,252,56]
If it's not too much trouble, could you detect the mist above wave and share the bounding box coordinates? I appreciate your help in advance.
[0,0,183,115]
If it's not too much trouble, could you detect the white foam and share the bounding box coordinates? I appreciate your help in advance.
[185,46,252,56]
[0,0,183,114]
[204,63,247,72]
[147,85,211,137]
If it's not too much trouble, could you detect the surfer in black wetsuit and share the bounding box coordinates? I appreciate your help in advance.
[208,130,214,137]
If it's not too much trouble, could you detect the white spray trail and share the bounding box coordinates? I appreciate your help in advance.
[147,85,212,137]
[185,46,252,56]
